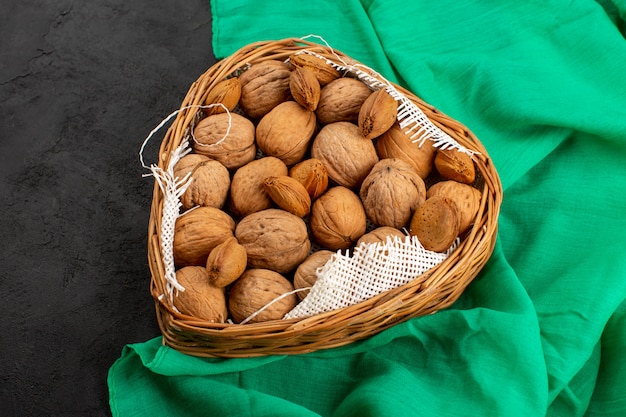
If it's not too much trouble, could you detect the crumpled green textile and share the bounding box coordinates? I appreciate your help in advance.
[109,0,626,415]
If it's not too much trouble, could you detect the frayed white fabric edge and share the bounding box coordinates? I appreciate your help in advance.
[139,103,230,303]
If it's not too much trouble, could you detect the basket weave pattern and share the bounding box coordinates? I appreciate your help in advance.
[147,38,502,357]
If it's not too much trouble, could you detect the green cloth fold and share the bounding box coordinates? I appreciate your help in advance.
[109,0,626,415]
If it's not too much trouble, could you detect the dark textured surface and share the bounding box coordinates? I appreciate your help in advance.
[0,2,216,415]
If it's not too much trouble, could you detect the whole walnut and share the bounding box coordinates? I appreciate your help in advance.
[376,123,437,179]
[192,112,256,170]
[427,180,481,233]
[228,269,297,323]
[174,266,228,323]
[315,77,372,125]
[229,157,288,217]
[239,60,292,119]
[173,206,235,267]
[311,122,379,189]
[173,154,212,178]
[293,250,334,301]
[359,158,427,229]
[174,157,230,210]
[356,226,407,247]
[310,186,367,250]
[256,101,316,165]
[235,208,311,274]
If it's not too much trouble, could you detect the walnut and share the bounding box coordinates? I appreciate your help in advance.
[293,250,334,301]
[315,77,372,125]
[235,208,311,274]
[173,207,235,267]
[359,158,426,229]
[192,112,256,170]
[255,101,316,165]
[356,226,407,247]
[311,122,379,189]
[228,269,297,323]
[175,158,230,210]
[238,60,292,119]
[229,156,288,218]
[174,266,227,323]
[310,186,367,250]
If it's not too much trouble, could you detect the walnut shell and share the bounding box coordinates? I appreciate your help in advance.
[192,112,256,170]
[229,157,288,217]
[289,53,341,86]
[228,269,297,323]
[173,154,212,178]
[239,60,292,119]
[203,77,241,116]
[311,122,379,189]
[376,123,437,179]
[359,158,426,228]
[290,67,321,111]
[315,77,372,125]
[256,101,316,165]
[356,226,407,246]
[173,207,235,267]
[427,180,482,233]
[409,195,460,252]
[174,266,227,323]
[206,236,247,288]
[293,250,334,301]
[177,158,230,210]
[434,148,476,184]
[235,208,311,273]
[310,186,367,250]
[288,158,329,200]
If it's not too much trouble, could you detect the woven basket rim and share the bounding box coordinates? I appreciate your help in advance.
[146,37,503,358]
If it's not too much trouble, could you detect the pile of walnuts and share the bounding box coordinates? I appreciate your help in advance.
[170,53,482,324]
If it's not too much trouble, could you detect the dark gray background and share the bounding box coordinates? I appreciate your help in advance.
[0,1,217,415]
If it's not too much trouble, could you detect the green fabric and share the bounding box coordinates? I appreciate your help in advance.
[109,0,626,415]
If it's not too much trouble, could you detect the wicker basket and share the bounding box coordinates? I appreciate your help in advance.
[147,37,502,358]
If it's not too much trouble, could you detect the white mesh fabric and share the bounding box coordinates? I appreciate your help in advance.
[284,235,458,319]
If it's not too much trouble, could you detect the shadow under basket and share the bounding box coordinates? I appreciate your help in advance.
[147,37,503,358]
